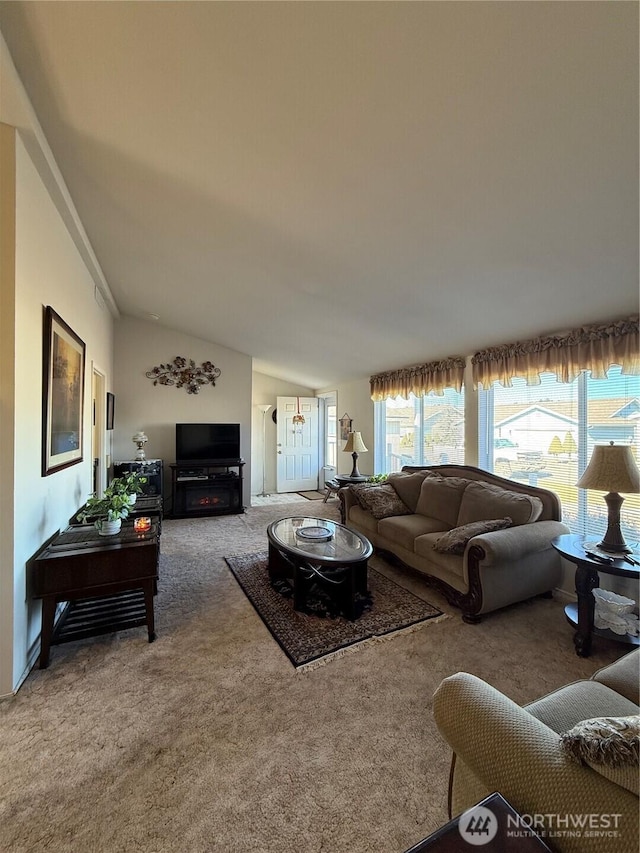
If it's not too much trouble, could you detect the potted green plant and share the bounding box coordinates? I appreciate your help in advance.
[108,471,147,505]
[77,492,131,535]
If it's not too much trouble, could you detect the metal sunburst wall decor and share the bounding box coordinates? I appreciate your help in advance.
[145,357,221,394]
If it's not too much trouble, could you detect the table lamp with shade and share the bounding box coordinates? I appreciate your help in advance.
[132,431,148,461]
[576,441,640,553]
[343,431,368,480]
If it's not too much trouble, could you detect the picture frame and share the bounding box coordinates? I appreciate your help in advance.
[42,306,86,476]
[106,392,115,431]
[339,412,353,442]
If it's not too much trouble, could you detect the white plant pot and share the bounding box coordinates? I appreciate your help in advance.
[128,493,137,506]
[96,518,122,536]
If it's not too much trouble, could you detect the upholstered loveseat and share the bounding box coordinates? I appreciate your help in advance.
[339,464,570,622]
[433,649,640,853]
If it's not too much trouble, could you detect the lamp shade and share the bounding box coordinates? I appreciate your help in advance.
[257,404,271,414]
[576,443,640,494]
[343,432,368,454]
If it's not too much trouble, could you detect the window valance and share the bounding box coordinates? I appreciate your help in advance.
[370,356,466,402]
[471,316,639,388]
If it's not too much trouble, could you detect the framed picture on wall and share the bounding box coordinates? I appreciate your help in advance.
[339,413,352,441]
[42,306,86,476]
[106,392,115,430]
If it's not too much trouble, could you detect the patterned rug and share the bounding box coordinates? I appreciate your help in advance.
[225,551,445,670]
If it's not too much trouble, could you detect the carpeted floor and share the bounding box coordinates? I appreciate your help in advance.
[225,551,445,669]
[0,499,626,853]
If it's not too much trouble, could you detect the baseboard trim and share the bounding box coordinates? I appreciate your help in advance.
[553,586,577,604]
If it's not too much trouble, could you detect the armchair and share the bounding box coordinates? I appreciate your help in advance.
[433,650,639,852]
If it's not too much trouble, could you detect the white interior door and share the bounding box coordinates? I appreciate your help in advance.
[276,396,319,492]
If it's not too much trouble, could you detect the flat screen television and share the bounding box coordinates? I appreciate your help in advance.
[176,423,241,464]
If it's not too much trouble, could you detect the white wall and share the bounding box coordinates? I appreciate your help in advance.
[317,378,375,477]
[113,316,253,506]
[7,137,114,693]
[1,34,116,695]
[0,123,17,697]
[251,371,314,496]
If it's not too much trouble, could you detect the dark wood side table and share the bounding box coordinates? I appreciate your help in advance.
[404,792,551,852]
[335,475,367,486]
[552,533,640,657]
[33,521,160,668]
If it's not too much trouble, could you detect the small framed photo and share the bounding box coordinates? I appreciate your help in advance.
[106,392,115,430]
[42,306,86,476]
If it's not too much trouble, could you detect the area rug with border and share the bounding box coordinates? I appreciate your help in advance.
[224,551,446,671]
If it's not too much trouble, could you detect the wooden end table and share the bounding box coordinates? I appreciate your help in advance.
[33,521,160,668]
[552,533,640,657]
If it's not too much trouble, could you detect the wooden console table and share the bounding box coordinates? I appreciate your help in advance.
[33,521,160,668]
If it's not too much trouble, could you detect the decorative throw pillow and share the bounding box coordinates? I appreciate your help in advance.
[560,716,640,767]
[456,481,543,527]
[349,483,411,520]
[433,517,513,554]
[415,476,471,527]
[387,471,441,513]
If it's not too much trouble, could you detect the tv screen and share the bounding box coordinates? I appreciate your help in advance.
[176,423,241,463]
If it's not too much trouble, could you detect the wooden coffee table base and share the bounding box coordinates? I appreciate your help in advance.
[292,559,368,620]
[268,540,369,621]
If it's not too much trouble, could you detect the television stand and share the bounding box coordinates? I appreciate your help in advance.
[170,461,244,518]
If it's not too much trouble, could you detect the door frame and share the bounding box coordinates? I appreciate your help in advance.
[317,390,337,487]
[91,366,107,496]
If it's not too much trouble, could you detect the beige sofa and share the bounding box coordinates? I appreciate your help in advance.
[339,464,570,622]
[433,649,640,853]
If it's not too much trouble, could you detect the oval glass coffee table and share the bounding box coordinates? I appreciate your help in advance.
[266,516,373,620]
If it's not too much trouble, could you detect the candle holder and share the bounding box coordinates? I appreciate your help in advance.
[133,517,152,533]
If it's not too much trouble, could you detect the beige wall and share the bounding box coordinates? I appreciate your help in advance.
[252,371,314,496]
[113,316,253,507]
[318,378,375,477]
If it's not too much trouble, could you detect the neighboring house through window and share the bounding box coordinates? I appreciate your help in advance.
[373,366,639,543]
[374,388,465,473]
[479,365,640,542]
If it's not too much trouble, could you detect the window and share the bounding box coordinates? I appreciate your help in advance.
[374,388,465,474]
[326,402,337,468]
[479,365,640,542]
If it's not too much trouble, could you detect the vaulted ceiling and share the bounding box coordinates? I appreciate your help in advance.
[0,1,637,388]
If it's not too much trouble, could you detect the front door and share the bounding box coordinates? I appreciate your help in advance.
[276,396,319,492]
